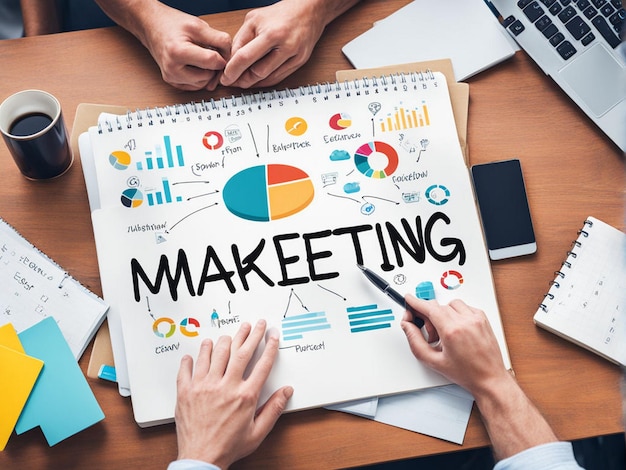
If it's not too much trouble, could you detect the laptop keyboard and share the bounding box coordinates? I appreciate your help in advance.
[502,0,625,60]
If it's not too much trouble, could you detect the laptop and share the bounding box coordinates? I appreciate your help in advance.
[490,0,626,152]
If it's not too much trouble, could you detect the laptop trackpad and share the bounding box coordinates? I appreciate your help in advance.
[558,44,626,117]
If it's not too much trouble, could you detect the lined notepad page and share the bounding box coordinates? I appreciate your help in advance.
[0,218,108,359]
[535,217,626,366]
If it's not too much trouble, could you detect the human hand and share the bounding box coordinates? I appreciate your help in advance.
[138,2,231,91]
[174,320,293,469]
[220,0,327,88]
[400,297,510,397]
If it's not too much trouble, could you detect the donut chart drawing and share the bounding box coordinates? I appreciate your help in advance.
[354,141,399,179]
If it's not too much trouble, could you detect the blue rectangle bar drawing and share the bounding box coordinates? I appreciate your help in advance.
[283,334,303,341]
[176,145,184,166]
[282,317,328,329]
[282,311,330,341]
[349,315,395,327]
[155,144,164,169]
[282,324,331,337]
[147,193,154,206]
[351,323,391,333]
[162,178,172,203]
[164,135,174,167]
[155,192,163,204]
[348,308,393,320]
[282,311,326,323]
[346,304,378,313]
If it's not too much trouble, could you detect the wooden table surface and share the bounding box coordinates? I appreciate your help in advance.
[0,1,623,468]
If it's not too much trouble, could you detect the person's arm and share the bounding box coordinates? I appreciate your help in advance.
[170,320,293,469]
[401,297,565,462]
[93,0,231,91]
[221,0,361,88]
[20,0,61,36]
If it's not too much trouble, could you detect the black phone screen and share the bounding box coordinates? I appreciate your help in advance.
[471,159,535,252]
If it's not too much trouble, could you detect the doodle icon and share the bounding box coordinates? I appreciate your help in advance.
[368,102,381,115]
[360,202,375,215]
[426,184,450,205]
[329,113,352,130]
[109,150,131,170]
[202,131,224,150]
[440,270,463,290]
[285,117,308,136]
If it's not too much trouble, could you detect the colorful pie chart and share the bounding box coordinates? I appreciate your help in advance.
[329,113,352,130]
[354,141,399,179]
[223,164,314,221]
[121,188,143,208]
[109,150,131,170]
[180,317,200,337]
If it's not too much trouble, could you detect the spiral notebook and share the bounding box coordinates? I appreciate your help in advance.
[79,71,510,426]
[536,217,626,366]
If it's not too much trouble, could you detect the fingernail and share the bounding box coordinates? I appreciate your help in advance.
[284,386,294,399]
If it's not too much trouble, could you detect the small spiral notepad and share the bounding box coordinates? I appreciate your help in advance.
[535,216,626,366]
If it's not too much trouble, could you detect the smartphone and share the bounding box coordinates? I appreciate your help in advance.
[471,159,536,260]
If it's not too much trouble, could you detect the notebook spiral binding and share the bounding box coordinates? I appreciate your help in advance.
[538,219,593,312]
[97,71,436,134]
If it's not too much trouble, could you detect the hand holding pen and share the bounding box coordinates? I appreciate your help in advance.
[357,264,439,343]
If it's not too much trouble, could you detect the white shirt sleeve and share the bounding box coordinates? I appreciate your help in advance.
[494,441,584,470]
[167,459,221,470]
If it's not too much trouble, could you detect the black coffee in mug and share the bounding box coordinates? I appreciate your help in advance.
[0,90,73,180]
[9,112,54,137]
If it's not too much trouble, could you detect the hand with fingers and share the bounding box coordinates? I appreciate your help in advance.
[221,0,360,89]
[220,0,324,89]
[137,3,232,91]
[94,0,232,91]
[400,296,509,397]
[401,296,566,463]
[173,320,293,469]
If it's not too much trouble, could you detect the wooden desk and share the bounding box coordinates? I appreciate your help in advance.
[1,1,623,468]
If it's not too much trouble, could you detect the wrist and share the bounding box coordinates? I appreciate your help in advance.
[471,370,518,412]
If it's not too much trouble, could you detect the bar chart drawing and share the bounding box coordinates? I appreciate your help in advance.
[347,304,395,333]
[146,177,183,206]
[379,101,430,132]
[136,135,185,171]
[281,311,331,341]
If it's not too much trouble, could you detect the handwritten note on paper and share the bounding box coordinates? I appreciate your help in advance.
[0,218,108,359]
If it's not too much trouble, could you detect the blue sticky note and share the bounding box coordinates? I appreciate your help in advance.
[15,317,104,446]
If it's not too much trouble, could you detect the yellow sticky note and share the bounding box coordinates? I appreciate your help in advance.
[0,324,44,451]
[0,323,25,353]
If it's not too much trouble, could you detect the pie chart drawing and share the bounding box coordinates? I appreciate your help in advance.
[121,188,143,208]
[223,164,314,221]
[329,112,352,130]
[354,141,399,179]
[109,150,131,170]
